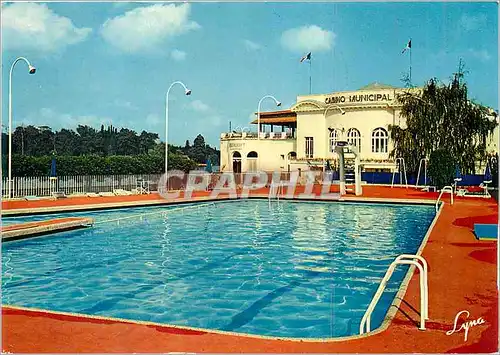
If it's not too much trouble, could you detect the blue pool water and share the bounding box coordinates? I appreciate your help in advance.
[2,200,435,338]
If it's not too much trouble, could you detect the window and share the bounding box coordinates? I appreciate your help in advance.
[232,151,242,173]
[329,129,338,152]
[246,151,258,172]
[305,137,314,158]
[371,127,388,153]
[347,128,361,152]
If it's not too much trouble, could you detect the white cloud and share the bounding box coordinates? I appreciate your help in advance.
[101,3,200,53]
[468,49,491,62]
[171,49,187,61]
[1,3,92,54]
[114,99,138,110]
[189,100,210,112]
[144,113,162,131]
[281,25,335,53]
[25,108,112,130]
[243,39,261,51]
[460,14,487,32]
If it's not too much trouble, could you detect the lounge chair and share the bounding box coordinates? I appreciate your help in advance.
[52,191,67,200]
[24,195,40,201]
[98,192,116,197]
[113,189,133,196]
[86,193,100,198]
[457,182,491,198]
[474,224,498,241]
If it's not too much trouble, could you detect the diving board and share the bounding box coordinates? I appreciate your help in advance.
[473,224,498,241]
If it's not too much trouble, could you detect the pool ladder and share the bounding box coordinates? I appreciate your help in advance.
[359,254,428,335]
[268,182,284,208]
[435,186,453,212]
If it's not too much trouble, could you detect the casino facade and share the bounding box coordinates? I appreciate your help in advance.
[219,82,498,174]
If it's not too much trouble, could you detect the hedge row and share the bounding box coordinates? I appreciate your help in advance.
[4,154,198,177]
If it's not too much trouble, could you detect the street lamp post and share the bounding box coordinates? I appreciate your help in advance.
[323,104,345,172]
[165,81,191,182]
[8,57,36,199]
[257,95,281,141]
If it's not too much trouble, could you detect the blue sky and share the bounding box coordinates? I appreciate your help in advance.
[1,1,498,147]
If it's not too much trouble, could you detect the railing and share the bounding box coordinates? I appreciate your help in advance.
[415,158,429,189]
[360,254,428,334]
[2,174,162,198]
[221,131,295,140]
[268,181,284,207]
[435,185,454,212]
[391,158,408,188]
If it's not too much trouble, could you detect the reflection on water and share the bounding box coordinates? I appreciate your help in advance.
[2,199,435,338]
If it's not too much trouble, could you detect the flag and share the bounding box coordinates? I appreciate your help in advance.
[402,39,411,54]
[300,52,311,62]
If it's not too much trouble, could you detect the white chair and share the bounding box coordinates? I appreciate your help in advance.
[281,132,287,139]
[269,132,275,139]
[259,132,267,139]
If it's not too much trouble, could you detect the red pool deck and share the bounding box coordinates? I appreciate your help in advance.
[2,186,498,353]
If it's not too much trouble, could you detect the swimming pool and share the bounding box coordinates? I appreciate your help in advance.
[2,199,435,338]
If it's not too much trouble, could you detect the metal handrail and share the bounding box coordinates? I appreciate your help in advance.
[395,254,429,319]
[359,255,428,334]
[415,158,429,189]
[391,158,408,188]
[435,185,453,212]
[268,182,283,207]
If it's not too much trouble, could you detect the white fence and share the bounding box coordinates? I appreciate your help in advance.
[2,174,162,198]
[1,171,333,199]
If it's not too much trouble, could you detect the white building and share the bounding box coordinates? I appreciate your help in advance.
[220,83,498,174]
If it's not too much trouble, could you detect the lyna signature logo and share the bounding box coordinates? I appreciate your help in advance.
[445,310,486,342]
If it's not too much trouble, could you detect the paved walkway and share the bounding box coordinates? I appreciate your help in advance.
[2,186,498,353]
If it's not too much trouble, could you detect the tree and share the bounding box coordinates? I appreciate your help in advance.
[389,61,497,176]
[55,129,78,155]
[190,134,207,163]
[115,128,139,155]
[428,149,455,189]
[139,131,159,154]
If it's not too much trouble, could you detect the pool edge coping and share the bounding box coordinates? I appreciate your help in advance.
[1,196,442,342]
[2,194,436,217]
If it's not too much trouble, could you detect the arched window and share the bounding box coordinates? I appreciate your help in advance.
[347,128,361,152]
[232,151,242,173]
[246,151,258,172]
[288,151,297,159]
[371,127,388,153]
[329,129,338,152]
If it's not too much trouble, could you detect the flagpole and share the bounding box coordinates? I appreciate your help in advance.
[309,57,312,94]
[409,44,412,87]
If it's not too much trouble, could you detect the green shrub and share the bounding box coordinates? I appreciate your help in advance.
[7,153,198,177]
[428,149,456,190]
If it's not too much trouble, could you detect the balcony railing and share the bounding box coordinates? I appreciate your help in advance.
[221,132,295,140]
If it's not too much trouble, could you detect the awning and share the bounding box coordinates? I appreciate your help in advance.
[251,116,297,124]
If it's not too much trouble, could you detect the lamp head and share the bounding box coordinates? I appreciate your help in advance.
[28,65,36,74]
[340,109,346,115]
[185,89,192,96]
[276,101,282,107]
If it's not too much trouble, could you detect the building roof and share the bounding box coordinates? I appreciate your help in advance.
[253,109,295,117]
[358,82,397,90]
[250,116,297,124]
[250,109,297,124]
